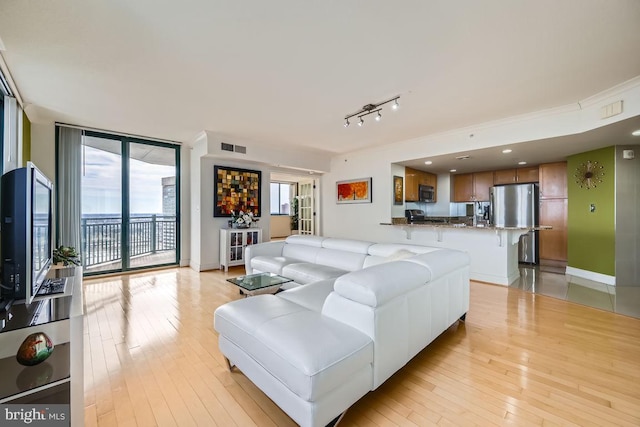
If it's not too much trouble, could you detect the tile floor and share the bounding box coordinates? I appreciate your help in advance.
[511,265,640,319]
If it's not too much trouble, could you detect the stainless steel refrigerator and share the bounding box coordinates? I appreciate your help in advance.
[489,183,539,264]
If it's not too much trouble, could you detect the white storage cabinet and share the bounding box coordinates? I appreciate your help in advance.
[220,228,262,272]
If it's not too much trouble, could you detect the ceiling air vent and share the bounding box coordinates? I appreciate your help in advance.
[234,145,247,154]
[456,155,471,160]
[221,142,234,152]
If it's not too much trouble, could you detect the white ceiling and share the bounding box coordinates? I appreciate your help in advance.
[1,1,640,169]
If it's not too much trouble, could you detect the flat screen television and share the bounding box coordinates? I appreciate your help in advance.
[0,162,53,304]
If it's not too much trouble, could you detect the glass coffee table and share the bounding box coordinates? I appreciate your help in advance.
[226,272,293,296]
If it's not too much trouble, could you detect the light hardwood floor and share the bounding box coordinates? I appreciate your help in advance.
[83,267,640,427]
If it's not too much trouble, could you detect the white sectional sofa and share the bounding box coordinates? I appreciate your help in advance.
[214,235,470,427]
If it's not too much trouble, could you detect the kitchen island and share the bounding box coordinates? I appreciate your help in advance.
[382,222,551,285]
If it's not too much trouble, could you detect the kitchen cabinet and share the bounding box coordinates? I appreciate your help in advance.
[405,168,437,202]
[404,167,420,202]
[517,166,539,183]
[539,199,568,262]
[493,166,539,185]
[538,162,567,264]
[453,171,493,202]
[539,162,567,199]
[220,228,262,272]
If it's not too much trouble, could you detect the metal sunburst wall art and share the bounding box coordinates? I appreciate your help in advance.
[574,160,605,189]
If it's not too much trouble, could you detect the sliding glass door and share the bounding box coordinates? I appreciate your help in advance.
[81,131,179,275]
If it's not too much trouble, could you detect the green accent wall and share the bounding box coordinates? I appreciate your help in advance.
[567,146,615,276]
[22,110,31,165]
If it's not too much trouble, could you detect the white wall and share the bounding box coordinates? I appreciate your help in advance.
[321,79,640,243]
[270,215,291,238]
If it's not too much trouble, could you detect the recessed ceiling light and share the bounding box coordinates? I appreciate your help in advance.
[424,161,433,165]
[632,129,640,136]
[449,169,457,173]
[518,161,527,165]
[502,149,512,154]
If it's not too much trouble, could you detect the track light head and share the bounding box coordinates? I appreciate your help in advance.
[344,119,350,128]
[358,117,364,127]
[392,98,399,110]
[375,111,382,122]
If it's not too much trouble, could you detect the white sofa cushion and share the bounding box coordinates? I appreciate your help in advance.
[285,234,326,247]
[251,255,301,275]
[321,238,373,254]
[278,279,337,312]
[282,263,348,285]
[315,249,368,272]
[214,295,373,401]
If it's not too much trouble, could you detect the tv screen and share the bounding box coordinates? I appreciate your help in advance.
[32,171,53,296]
[0,162,53,304]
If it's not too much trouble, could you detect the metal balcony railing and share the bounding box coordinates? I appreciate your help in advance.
[81,215,177,268]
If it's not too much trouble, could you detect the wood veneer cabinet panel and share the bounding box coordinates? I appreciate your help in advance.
[473,171,494,201]
[494,169,517,185]
[405,167,419,201]
[539,198,568,262]
[422,172,437,201]
[539,162,567,199]
[453,173,474,202]
[517,166,539,183]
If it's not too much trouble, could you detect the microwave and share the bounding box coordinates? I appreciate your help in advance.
[419,185,435,203]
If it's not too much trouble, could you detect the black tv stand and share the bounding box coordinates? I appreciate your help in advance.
[0,298,12,314]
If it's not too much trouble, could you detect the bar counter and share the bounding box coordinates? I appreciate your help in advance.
[381,222,552,285]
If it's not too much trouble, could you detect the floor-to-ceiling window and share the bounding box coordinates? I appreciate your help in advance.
[80,130,180,275]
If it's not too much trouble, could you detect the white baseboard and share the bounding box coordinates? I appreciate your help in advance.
[566,266,616,286]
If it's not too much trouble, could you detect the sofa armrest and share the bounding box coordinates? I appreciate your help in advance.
[244,241,286,273]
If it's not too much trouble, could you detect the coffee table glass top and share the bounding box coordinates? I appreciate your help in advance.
[226,272,292,291]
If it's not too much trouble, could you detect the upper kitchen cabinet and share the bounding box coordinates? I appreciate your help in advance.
[517,166,540,183]
[405,167,438,202]
[452,171,493,202]
[493,166,539,185]
[539,162,567,199]
[405,167,420,201]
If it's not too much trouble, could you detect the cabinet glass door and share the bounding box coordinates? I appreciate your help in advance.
[230,231,242,261]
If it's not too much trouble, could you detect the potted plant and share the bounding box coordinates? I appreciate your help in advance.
[53,246,81,266]
[290,197,299,234]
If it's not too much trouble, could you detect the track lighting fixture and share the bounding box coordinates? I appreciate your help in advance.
[344,95,400,128]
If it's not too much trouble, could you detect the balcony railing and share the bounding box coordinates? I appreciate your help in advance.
[81,215,177,268]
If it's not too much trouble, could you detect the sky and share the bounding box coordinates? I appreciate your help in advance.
[81,145,175,215]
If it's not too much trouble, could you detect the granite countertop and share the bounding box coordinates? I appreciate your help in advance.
[382,222,552,231]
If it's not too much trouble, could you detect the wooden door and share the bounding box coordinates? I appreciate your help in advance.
[473,171,494,201]
[453,173,473,202]
[405,167,419,201]
[539,162,567,199]
[494,169,516,185]
[516,166,539,183]
[539,198,568,262]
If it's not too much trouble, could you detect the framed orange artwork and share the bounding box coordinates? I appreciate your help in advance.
[336,177,372,204]
[393,175,403,205]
